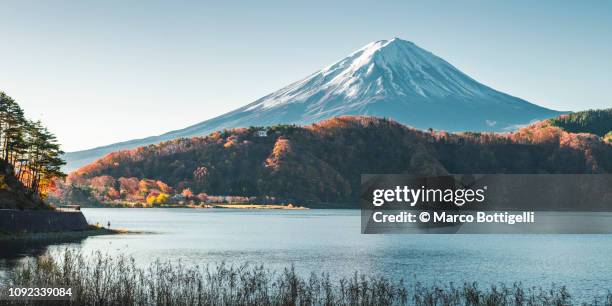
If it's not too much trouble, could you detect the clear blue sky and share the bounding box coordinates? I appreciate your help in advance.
[1,0,610,151]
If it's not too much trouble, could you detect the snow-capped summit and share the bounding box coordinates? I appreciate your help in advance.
[247,37,495,113]
[64,38,562,171]
[231,37,559,128]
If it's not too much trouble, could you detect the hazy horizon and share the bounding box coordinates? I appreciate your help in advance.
[1,1,611,151]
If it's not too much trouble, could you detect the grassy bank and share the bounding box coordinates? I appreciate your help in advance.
[3,250,609,305]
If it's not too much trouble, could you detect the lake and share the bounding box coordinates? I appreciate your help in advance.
[2,208,612,302]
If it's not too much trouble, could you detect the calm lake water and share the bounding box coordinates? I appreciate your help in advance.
[3,208,612,302]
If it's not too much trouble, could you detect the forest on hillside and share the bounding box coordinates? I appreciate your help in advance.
[51,114,612,208]
[550,108,612,137]
[0,92,66,209]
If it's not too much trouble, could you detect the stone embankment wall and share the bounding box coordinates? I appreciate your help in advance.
[0,209,89,233]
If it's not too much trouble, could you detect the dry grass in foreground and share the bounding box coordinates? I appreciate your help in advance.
[2,250,611,305]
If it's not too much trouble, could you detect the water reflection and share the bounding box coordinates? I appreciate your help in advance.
[0,236,86,280]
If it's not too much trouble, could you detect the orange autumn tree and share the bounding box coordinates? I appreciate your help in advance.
[0,92,65,200]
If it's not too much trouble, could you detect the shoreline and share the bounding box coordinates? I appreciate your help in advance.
[80,203,311,210]
[201,203,308,210]
[0,226,129,242]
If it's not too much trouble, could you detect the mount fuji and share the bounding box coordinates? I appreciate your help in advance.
[64,38,561,171]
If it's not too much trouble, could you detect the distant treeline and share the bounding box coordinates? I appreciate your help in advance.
[0,92,65,201]
[53,114,612,207]
[550,108,612,137]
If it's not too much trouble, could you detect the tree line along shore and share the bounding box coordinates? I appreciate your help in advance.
[0,92,65,211]
[53,109,612,209]
[0,92,109,238]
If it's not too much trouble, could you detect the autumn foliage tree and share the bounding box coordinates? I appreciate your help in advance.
[0,92,65,199]
[604,131,612,143]
[58,115,612,207]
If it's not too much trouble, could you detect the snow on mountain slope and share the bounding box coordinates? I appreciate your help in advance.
[64,38,561,171]
[248,38,489,111]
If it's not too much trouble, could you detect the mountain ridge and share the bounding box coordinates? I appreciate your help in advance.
[53,115,612,208]
[64,38,562,171]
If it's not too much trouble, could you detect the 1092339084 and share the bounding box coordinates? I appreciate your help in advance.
[1,287,73,301]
